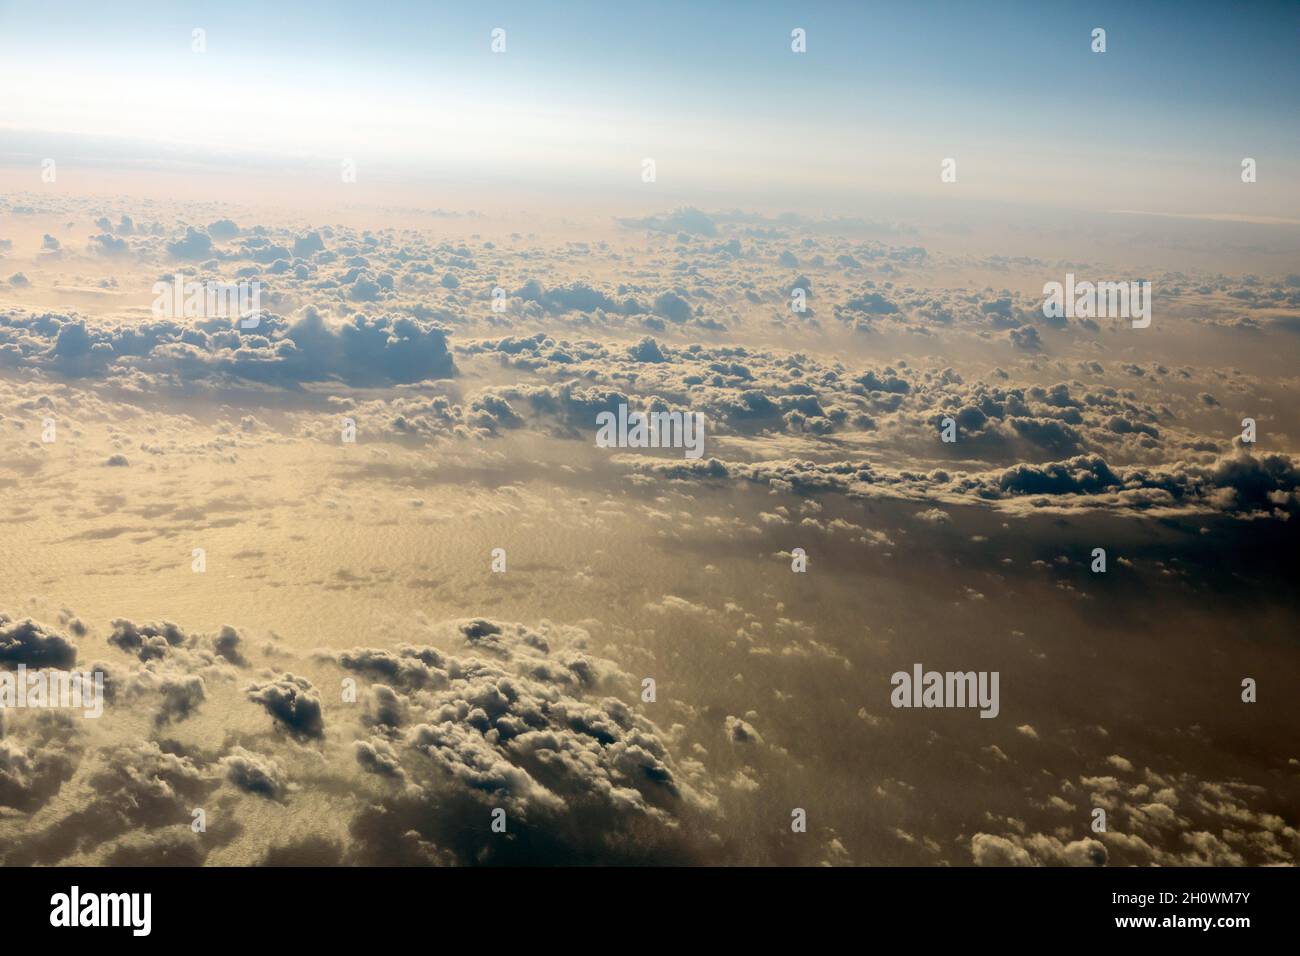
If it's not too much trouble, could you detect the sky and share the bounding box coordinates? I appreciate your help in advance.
[1,0,1297,215]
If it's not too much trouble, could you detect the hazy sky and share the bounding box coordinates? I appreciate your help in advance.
[2,0,1298,214]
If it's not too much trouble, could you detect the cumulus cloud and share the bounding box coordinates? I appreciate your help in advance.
[0,614,77,668]
[341,618,718,864]
[245,674,326,739]
[2,198,1298,871]
[166,226,213,260]
[221,747,290,800]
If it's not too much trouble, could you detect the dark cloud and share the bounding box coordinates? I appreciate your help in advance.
[246,674,326,739]
[0,614,77,668]
[108,619,187,662]
[344,618,719,864]
[221,747,289,800]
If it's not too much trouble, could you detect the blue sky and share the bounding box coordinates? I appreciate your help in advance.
[1,0,1296,214]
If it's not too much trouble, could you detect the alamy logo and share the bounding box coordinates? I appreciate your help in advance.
[50,886,151,936]
[890,663,1000,718]
[595,403,705,460]
[1043,273,1150,328]
[0,665,103,718]
[152,273,262,328]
